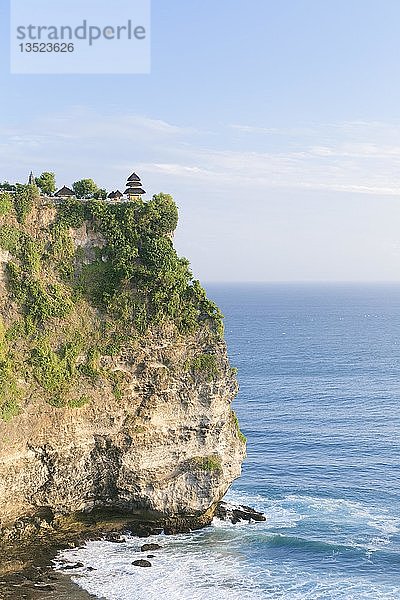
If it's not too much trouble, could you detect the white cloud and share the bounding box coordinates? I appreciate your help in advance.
[2,109,400,198]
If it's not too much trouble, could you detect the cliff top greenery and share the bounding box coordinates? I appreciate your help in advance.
[0,180,224,421]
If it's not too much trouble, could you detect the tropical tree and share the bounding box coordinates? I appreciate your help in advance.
[72,179,100,199]
[0,182,15,192]
[35,172,56,196]
[94,188,107,200]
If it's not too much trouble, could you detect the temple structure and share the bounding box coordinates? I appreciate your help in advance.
[28,171,35,185]
[124,172,146,200]
[54,185,75,198]
[107,190,123,201]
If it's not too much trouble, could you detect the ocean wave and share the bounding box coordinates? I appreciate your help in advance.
[226,489,399,536]
[55,530,400,600]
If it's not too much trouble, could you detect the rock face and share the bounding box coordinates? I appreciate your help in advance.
[0,328,243,530]
[0,197,246,538]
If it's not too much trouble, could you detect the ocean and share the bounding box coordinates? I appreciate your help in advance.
[56,283,400,599]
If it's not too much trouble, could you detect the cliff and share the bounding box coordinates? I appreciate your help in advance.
[0,190,245,540]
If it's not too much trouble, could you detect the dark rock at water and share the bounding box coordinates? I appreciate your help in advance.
[86,566,97,571]
[127,522,163,537]
[216,501,266,524]
[140,543,162,552]
[63,562,84,570]
[105,533,126,543]
[147,554,156,558]
[132,559,152,567]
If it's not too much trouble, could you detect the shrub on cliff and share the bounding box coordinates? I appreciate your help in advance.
[13,184,39,223]
[0,192,12,216]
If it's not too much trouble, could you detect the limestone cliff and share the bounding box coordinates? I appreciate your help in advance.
[0,190,245,537]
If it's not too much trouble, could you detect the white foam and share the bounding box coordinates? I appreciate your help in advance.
[283,494,400,536]
[56,532,400,600]
[56,531,263,600]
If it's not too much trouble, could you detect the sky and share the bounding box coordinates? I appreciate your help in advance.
[1,0,400,281]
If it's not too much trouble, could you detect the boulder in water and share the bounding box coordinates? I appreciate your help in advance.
[140,543,162,552]
[216,501,266,524]
[132,559,152,568]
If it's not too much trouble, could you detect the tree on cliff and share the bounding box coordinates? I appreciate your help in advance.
[0,181,16,192]
[35,172,56,196]
[94,188,107,200]
[73,179,101,199]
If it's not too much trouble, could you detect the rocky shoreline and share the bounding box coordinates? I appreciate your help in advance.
[0,502,265,599]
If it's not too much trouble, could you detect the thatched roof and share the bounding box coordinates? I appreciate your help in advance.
[114,190,123,198]
[108,191,116,199]
[124,187,146,195]
[127,172,141,183]
[55,185,74,197]
[125,181,143,188]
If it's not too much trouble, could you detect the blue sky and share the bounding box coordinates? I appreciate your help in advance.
[2,0,400,281]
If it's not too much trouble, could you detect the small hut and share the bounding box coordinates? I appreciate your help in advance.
[107,190,124,202]
[124,172,146,201]
[55,185,75,198]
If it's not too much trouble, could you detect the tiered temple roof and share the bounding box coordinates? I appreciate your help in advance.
[125,172,146,198]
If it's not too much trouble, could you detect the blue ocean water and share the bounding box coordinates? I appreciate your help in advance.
[58,284,400,599]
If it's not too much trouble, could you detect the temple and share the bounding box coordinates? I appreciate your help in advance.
[54,185,74,198]
[19,170,147,204]
[107,190,123,201]
[124,172,146,200]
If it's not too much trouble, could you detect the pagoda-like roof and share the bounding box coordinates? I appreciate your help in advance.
[108,191,116,199]
[124,187,146,195]
[55,185,74,197]
[125,180,143,187]
[114,190,123,198]
[127,172,141,183]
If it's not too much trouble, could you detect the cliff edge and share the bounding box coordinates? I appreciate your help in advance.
[0,189,246,539]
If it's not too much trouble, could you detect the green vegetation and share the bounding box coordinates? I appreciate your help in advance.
[0,225,22,254]
[13,184,39,223]
[0,184,226,420]
[81,193,223,334]
[232,411,247,444]
[0,182,16,192]
[35,172,56,196]
[68,395,91,408]
[0,192,12,216]
[187,353,220,381]
[30,337,98,408]
[49,223,75,279]
[55,197,86,229]
[7,263,74,323]
[73,178,101,199]
[0,319,21,421]
[193,455,222,473]
[30,337,81,395]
